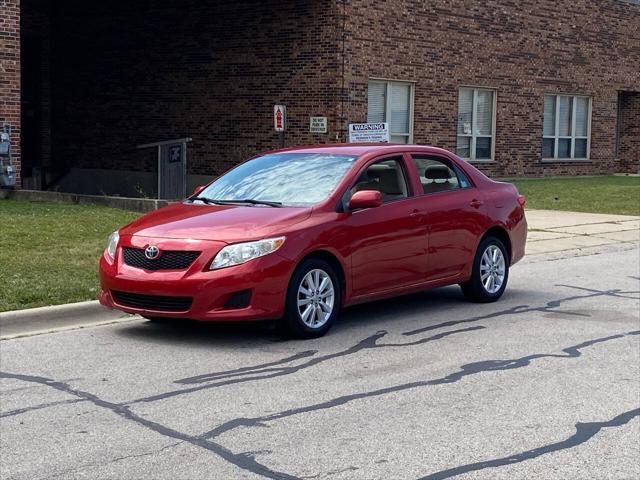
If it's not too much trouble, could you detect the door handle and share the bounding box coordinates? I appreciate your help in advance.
[470,199,484,209]
[410,209,424,221]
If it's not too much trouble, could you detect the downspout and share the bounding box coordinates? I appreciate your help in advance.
[340,0,347,142]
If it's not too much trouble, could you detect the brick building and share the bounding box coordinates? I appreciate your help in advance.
[1,0,639,197]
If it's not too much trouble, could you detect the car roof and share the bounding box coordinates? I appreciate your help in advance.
[267,143,454,157]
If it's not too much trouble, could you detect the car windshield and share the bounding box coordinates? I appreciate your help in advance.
[197,152,358,206]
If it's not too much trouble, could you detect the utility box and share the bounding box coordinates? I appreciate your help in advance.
[137,138,191,200]
[0,124,16,188]
[159,143,186,200]
[0,131,10,156]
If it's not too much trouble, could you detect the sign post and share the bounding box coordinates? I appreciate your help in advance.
[274,105,286,148]
[348,123,390,143]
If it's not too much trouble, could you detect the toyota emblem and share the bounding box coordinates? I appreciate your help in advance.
[144,245,160,260]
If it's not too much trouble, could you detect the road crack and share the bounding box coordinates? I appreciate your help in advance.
[45,442,182,479]
[0,371,300,480]
[199,330,640,441]
[419,408,640,479]
[0,399,85,418]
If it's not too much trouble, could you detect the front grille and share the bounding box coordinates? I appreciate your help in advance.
[112,291,193,312]
[122,247,200,271]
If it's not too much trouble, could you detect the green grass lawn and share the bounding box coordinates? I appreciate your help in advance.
[512,176,640,216]
[0,200,140,312]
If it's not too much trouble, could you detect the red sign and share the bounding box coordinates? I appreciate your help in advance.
[274,105,286,132]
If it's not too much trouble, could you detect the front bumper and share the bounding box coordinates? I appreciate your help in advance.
[99,235,294,321]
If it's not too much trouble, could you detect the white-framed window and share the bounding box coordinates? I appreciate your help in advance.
[456,87,496,161]
[367,80,414,143]
[543,94,591,160]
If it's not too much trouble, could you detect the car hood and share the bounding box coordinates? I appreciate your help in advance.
[120,202,312,243]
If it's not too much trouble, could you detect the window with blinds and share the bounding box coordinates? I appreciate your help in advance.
[456,87,496,161]
[543,95,591,160]
[367,80,413,143]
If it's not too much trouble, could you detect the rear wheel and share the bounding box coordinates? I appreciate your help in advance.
[278,258,341,338]
[460,236,509,302]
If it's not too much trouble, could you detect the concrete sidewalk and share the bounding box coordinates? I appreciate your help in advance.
[525,209,640,255]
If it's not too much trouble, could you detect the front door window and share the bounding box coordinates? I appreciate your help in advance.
[351,158,409,202]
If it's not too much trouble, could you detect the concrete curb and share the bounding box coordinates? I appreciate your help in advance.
[0,301,135,339]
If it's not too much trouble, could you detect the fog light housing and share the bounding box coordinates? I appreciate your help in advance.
[224,290,252,309]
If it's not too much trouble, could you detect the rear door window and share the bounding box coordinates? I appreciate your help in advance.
[412,156,470,194]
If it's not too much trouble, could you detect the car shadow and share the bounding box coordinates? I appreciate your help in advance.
[115,317,279,346]
[339,286,465,327]
[114,285,532,348]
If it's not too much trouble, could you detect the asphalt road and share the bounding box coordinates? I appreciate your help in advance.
[1,244,639,480]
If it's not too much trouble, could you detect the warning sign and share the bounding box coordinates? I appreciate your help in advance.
[348,123,389,143]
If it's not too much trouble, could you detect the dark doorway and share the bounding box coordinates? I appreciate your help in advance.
[21,0,54,190]
[617,91,640,174]
[21,35,43,188]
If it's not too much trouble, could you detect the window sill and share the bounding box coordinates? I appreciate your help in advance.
[540,158,592,164]
[466,159,496,164]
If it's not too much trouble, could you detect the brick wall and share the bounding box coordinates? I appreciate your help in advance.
[618,92,640,174]
[44,0,342,179]
[0,0,21,187]
[342,0,640,177]
[18,0,640,188]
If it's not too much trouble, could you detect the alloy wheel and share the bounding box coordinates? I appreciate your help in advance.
[480,245,506,294]
[297,269,335,328]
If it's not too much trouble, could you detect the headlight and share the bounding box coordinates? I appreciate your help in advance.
[210,236,285,270]
[106,231,120,260]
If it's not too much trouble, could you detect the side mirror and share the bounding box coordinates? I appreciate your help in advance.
[191,185,206,197]
[349,190,382,210]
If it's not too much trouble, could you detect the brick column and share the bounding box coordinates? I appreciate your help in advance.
[618,92,640,174]
[0,0,21,188]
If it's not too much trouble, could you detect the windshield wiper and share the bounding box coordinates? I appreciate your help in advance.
[213,198,283,208]
[190,196,222,205]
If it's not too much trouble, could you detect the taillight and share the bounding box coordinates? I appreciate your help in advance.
[517,195,526,207]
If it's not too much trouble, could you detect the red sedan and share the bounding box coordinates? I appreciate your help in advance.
[99,144,527,338]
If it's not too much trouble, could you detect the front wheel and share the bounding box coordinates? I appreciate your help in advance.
[460,236,509,302]
[278,258,341,339]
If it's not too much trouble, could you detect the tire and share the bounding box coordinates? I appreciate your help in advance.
[278,258,341,339]
[460,236,509,303]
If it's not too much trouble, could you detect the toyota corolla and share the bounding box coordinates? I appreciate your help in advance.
[99,144,527,338]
